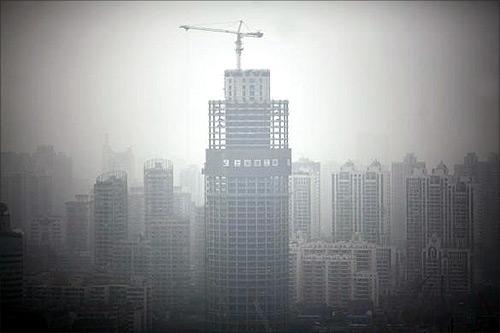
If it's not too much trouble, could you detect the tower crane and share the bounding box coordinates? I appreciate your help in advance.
[179,20,263,70]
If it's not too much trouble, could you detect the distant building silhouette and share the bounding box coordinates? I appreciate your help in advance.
[144,159,189,313]
[65,194,90,253]
[179,164,204,206]
[93,171,128,272]
[28,215,64,272]
[0,146,72,232]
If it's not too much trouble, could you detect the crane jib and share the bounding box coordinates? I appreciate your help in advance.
[179,20,263,70]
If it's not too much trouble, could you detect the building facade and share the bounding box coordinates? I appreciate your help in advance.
[405,163,473,296]
[144,159,190,313]
[205,69,290,332]
[454,152,500,285]
[289,240,381,309]
[128,186,145,240]
[289,158,321,240]
[144,159,173,238]
[391,153,426,250]
[332,160,387,245]
[65,194,90,253]
[94,171,128,272]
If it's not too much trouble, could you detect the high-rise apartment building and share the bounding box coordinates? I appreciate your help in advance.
[205,69,290,332]
[27,215,64,272]
[149,215,190,313]
[128,185,145,240]
[332,160,387,245]
[0,146,72,232]
[391,153,426,250]
[112,237,152,285]
[173,186,194,219]
[144,159,190,313]
[29,215,64,250]
[144,159,173,238]
[190,206,206,301]
[454,152,500,285]
[65,194,90,253]
[289,158,321,240]
[405,163,473,295]
[320,161,338,239]
[94,171,128,272]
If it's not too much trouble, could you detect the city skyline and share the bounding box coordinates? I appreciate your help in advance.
[0,1,499,332]
[1,1,498,183]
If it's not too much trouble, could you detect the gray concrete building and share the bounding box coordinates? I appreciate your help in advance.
[205,69,290,332]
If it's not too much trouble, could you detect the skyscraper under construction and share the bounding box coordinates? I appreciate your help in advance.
[204,69,290,332]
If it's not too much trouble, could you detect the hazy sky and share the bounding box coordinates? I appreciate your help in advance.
[1,1,498,180]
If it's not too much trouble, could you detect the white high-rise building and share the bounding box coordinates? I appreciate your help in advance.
[320,160,338,239]
[290,158,321,240]
[332,160,387,245]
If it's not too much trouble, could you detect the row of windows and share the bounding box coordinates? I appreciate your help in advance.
[223,159,290,168]
[227,77,264,83]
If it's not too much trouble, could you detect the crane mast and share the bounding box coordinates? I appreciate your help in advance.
[179,20,263,70]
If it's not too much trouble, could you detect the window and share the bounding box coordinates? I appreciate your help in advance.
[263,159,270,167]
[244,160,251,167]
[234,160,241,167]
[223,159,230,167]
[287,159,291,166]
[272,159,279,166]
[254,160,261,167]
